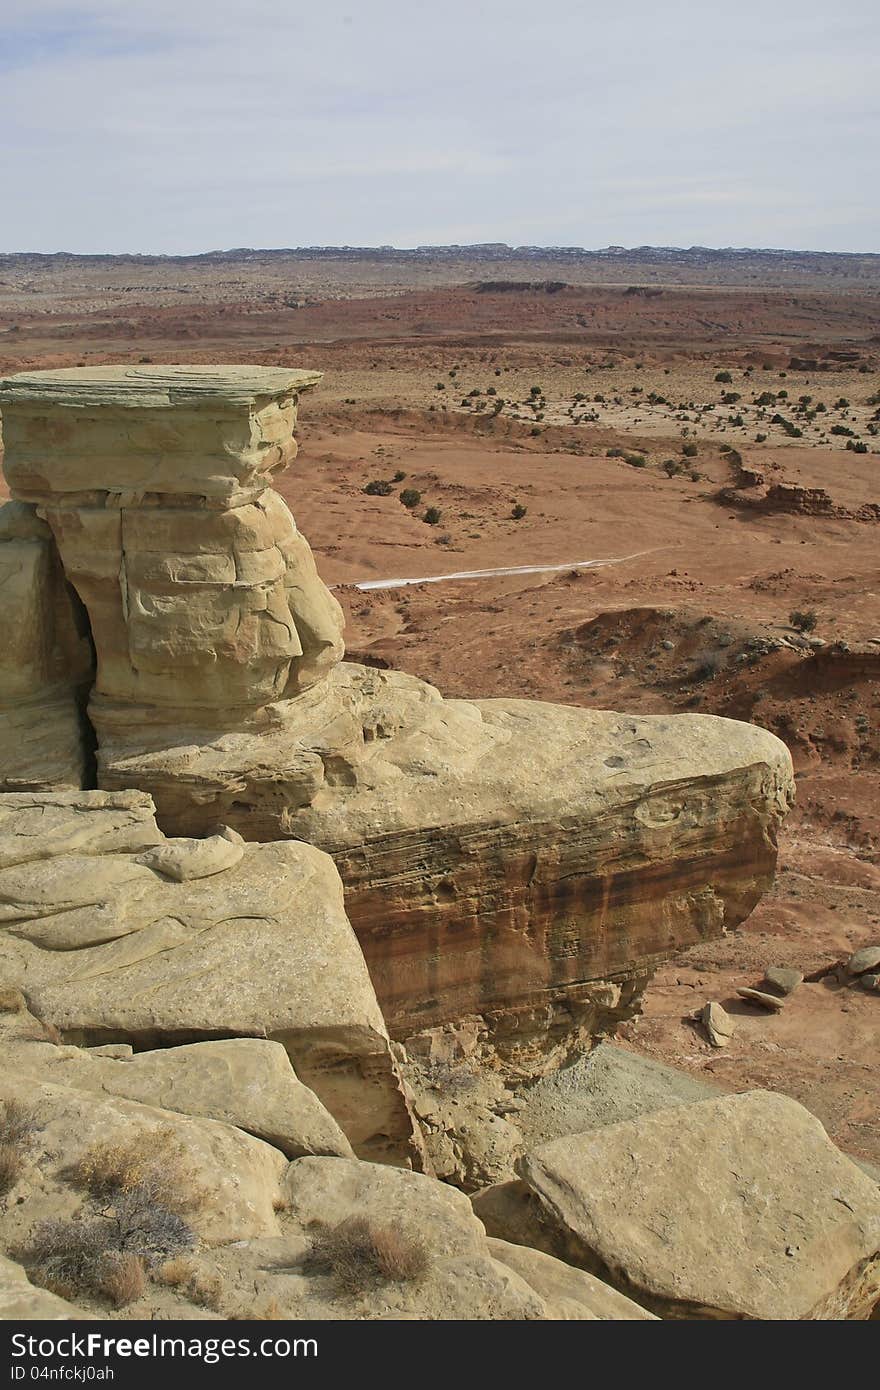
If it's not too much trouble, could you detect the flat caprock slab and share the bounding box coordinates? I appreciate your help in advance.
[0,364,323,506]
[0,364,323,409]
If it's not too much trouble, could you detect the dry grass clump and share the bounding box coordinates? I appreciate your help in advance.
[0,1099,39,1147]
[0,1144,24,1197]
[155,1257,223,1310]
[98,1252,147,1307]
[0,1099,40,1196]
[67,1128,201,1216]
[306,1216,429,1295]
[22,1128,199,1305]
[155,1256,196,1289]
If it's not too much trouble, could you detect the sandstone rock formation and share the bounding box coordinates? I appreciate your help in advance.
[0,501,93,791]
[3,1024,353,1161]
[0,364,795,1052]
[0,1254,86,1320]
[0,790,420,1166]
[1,1076,289,1246]
[489,1091,880,1319]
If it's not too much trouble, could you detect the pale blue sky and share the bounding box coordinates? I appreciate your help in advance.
[1,0,877,254]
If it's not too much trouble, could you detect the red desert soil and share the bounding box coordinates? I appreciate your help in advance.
[1,260,877,1165]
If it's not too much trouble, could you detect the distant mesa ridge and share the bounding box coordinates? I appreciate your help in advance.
[1,243,878,267]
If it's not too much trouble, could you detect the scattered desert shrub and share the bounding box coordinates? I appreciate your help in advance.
[23,1218,112,1299]
[187,1267,224,1311]
[155,1257,196,1289]
[422,507,442,526]
[692,653,724,682]
[682,442,698,457]
[0,1143,23,1196]
[511,503,527,519]
[306,1216,429,1295]
[790,609,818,633]
[363,479,394,496]
[23,1189,195,1303]
[714,370,733,383]
[0,1099,39,1148]
[399,488,421,508]
[848,440,868,453]
[157,1257,223,1310]
[69,1130,199,1214]
[0,1100,39,1194]
[606,447,624,458]
[392,469,406,482]
[98,1252,147,1308]
[625,452,647,468]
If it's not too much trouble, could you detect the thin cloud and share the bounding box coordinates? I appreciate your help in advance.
[0,0,877,253]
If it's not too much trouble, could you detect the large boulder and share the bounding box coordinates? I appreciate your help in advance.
[512,1091,880,1319]
[0,1077,288,1247]
[208,1156,645,1320]
[98,663,795,1052]
[3,1032,353,1161]
[0,790,421,1166]
[486,1239,655,1320]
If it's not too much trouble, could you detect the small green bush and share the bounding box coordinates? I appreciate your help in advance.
[423,507,442,526]
[790,609,818,633]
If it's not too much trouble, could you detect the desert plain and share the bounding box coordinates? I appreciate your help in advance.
[1,243,878,1175]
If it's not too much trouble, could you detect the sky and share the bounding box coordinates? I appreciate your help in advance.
[0,0,877,255]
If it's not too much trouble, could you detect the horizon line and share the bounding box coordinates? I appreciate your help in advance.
[1,242,879,261]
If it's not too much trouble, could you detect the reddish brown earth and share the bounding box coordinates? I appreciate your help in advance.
[1,253,877,1165]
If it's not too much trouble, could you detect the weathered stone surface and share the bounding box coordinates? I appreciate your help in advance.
[0,502,93,792]
[4,1030,353,1161]
[847,946,880,977]
[700,1000,734,1047]
[763,965,804,995]
[0,1253,89,1320]
[136,826,244,881]
[516,1091,880,1319]
[486,1238,656,1320]
[0,1077,288,1246]
[514,1042,724,1150]
[0,366,343,739]
[211,1155,622,1319]
[737,986,785,1011]
[98,663,795,1047]
[0,365,322,505]
[0,791,421,1166]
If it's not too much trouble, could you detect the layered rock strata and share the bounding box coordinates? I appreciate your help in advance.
[0,365,795,1049]
[0,790,421,1166]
